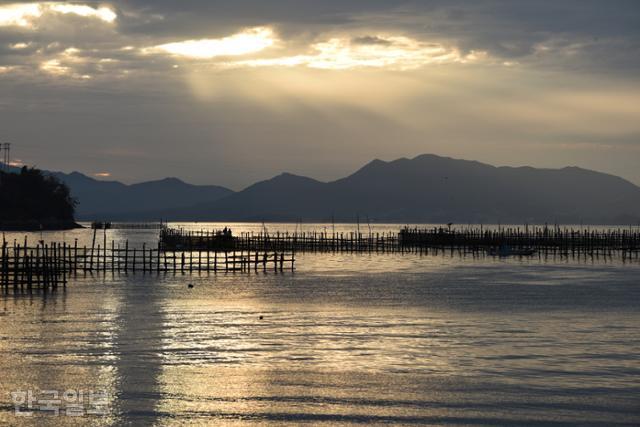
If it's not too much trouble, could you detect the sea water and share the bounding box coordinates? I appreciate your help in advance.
[0,223,638,425]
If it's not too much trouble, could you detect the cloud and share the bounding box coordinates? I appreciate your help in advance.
[0,3,40,27]
[38,47,93,79]
[351,36,393,46]
[228,35,486,70]
[1,1,638,81]
[139,26,488,72]
[9,42,31,49]
[0,1,638,187]
[145,27,276,59]
[49,4,116,23]
[0,3,117,28]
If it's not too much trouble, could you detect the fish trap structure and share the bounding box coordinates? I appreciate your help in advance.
[398,226,640,254]
[158,225,640,259]
[160,226,236,250]
[1,236,295,290]
[159,226,401,252]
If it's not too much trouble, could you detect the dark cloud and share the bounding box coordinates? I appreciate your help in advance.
[0,1,638,187]
[114,0,640,61]
[2,1,639,75]
[351,36,393,46]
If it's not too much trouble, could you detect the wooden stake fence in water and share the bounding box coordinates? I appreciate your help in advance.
[1,236,295,290]
[158,225,640,257]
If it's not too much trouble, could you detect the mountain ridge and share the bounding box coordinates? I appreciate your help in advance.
[4,155,640,224]
[1,163,235,219]
[101,154,640,224]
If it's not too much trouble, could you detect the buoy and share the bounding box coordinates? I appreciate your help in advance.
[259,315,263,320]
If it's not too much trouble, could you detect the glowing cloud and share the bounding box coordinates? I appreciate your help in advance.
[0,3,117,28]
[149,27,275,59]
[49,4,117,23]
[10,42,31,49]
[310,36,457,70]
[40,47,91,79]
[0,4,41,27]
[40,59,69,75]
[231,35,486,70]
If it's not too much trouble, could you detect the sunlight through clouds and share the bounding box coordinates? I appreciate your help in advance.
[40,58,69,75]
[225,34,486,70]
[49,4,117,23]
[10,42,31,50]
[147,29,488,71]
[0,0,637,187]
[39,47,91,79]
[308,36,479,70]
[0,3,41,27]
[0,2,117,28]
[148,27,276,59]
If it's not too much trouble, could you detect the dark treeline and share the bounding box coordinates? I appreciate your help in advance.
[0,166,79,230]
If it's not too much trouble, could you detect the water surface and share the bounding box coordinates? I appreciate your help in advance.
[0,224,638,425]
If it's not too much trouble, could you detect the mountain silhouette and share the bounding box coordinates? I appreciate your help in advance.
[51,172,234,220]
[0,164,234,220]
[5,155,640,224]
[125,154,640,224]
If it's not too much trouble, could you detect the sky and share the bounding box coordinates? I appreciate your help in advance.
[0,0,639,189]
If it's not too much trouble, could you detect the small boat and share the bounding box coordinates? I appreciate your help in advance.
[488,245,536,257]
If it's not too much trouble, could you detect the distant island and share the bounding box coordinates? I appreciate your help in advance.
[0,166,80,230]
[4,154,640,224]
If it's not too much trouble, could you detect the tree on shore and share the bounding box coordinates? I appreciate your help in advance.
[0,166,76,225]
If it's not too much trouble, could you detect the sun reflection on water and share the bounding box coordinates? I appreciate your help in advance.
[0,224,639,425]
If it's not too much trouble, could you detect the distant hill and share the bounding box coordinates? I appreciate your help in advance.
[51,172,234,220]
[1,163,234,220]
[5,155,640,223]
[150,154,640,224]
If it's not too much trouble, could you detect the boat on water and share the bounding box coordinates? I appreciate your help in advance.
[488,245,536,257]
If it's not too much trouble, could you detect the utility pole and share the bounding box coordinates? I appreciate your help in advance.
[0,143,10,170]
[0,143,5,184]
